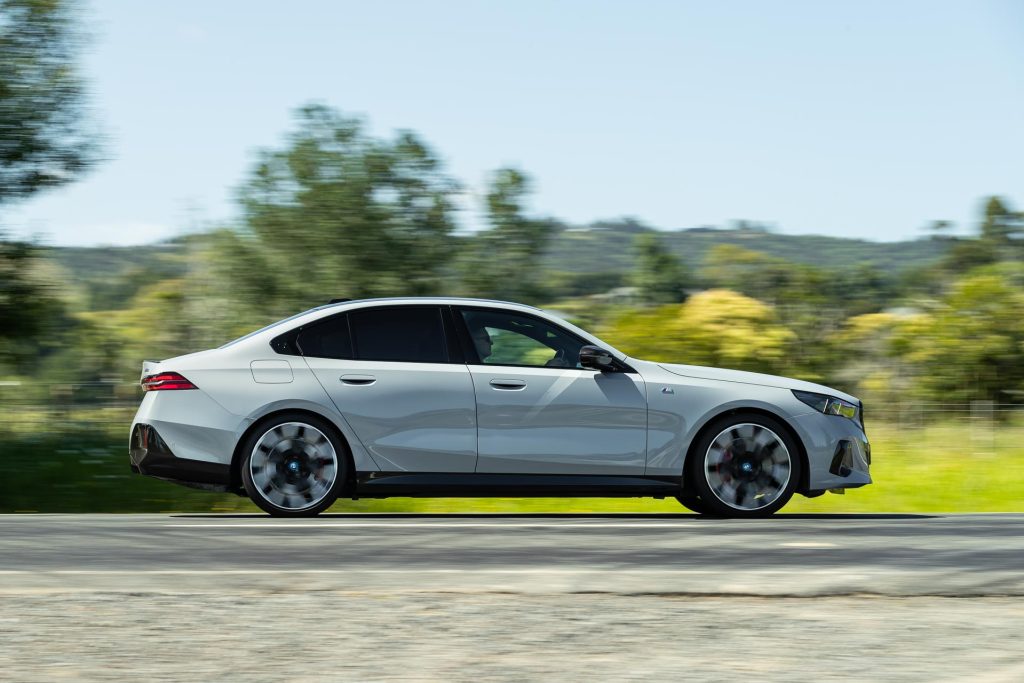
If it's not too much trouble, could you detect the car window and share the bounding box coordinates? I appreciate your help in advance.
[460,309,584,368]
[349,306,449,363]
[296,314,353,359]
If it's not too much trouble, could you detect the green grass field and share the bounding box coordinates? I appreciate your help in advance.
[1,417,1021,513]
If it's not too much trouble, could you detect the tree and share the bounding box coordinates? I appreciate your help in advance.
[459,168,555,303]
[234,103,460,314]
[944,197,1023,273]
[0,0,98,205]
[0,234,61,372]
[630,233,688,304]
[926,220,954,241]
[893,272,1024,404]
[979,197,1020,246]
[601,290,795,374]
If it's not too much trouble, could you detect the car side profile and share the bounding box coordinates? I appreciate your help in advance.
[130,297,871,517]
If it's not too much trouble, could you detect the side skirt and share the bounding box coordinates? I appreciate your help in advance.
[353,472,683,498]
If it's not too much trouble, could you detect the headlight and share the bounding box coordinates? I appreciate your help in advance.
[793,390,861,424]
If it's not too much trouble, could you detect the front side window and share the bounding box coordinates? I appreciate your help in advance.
[460,309,585,368]
[349,306,449,363]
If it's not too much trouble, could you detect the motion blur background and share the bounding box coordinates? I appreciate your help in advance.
[1,0,1022,513]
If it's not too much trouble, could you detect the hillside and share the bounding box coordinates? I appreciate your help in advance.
[542,222,950,274]
[44,225,952,310]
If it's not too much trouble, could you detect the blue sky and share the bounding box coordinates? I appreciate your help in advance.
[6,0,1023,245]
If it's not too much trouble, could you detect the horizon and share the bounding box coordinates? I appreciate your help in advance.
[37,218,965,251]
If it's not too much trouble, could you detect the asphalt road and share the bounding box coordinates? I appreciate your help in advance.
[2,514,1024,681]
[1,513,1022,595]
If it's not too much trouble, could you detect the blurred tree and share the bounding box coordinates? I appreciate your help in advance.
[943,197,1023,274]
[601,289,794,373]
[894,272,1024,404]
[630,233,689,304]
[700,245,807,304]
[459,168,555,303]
[980,197,1020,246]
[926,220,955,241]
[234,103,460,313]
[0,0,98,205]
[545,270,626,299]
[0,234,61,371]
[830,311,914,404]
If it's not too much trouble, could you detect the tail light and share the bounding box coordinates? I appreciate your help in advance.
[141,372,198,391]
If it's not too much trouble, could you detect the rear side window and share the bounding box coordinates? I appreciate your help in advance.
[349,307,448,363]
[296,315,353,359]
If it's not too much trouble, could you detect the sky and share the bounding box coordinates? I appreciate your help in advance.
[5,0,1023,246]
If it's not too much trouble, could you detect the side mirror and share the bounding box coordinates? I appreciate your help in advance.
[579,345,615,371]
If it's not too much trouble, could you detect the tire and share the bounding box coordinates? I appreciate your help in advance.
[675,490,715,515]
[686,413,802,518]
[241,412,349,517]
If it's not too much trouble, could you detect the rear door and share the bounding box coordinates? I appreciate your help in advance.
[456,307,647,475]
[301,305,477,472]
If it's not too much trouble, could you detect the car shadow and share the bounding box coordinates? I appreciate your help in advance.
[169,512,939,520]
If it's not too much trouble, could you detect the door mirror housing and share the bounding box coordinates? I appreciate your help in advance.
[579,345,615,371]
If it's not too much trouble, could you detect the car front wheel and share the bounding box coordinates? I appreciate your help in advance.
[687,413,802,517]
[241,413,348,517]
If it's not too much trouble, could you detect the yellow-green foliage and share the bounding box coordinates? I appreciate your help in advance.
[601,290,794,372]
[893,273,1024,402]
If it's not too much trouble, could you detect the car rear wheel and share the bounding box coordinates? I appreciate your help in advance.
[241,414,348,517]
[687,413,801,518]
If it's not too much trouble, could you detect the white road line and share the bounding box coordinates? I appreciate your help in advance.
[779,542,839,548]
[161,528,704,532]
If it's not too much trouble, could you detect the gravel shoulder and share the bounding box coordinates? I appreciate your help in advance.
[3,515,1023,680]
[1,592,1023,682]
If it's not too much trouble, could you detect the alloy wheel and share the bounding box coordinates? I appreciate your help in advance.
[249,421,339,511]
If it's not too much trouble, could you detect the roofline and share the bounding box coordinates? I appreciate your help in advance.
[321,296,544,312]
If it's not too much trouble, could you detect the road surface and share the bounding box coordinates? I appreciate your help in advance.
[0,513,1022,681]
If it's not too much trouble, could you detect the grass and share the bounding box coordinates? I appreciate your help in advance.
[1,416,1021,513]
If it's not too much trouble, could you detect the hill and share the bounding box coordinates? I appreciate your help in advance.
[43,225,951,310]
[543,222,950,274]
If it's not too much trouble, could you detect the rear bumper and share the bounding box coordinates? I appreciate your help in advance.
[130,423,233,492]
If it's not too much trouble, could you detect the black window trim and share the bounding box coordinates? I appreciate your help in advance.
[452,305,635,373]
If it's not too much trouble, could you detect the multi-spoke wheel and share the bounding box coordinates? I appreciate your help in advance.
[687,413,802,517]
[241,413,348,517]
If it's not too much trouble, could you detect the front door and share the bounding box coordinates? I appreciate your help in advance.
[457,307,647,475]
[302,306,477,472]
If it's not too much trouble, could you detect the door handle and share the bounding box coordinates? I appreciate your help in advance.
[341,375,376,386]
[489,378,526,391]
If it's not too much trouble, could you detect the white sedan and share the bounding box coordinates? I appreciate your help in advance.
[130,297,871,517]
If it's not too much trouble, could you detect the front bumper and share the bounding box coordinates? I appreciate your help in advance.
[130,423,233,492]
[792,412,872,493]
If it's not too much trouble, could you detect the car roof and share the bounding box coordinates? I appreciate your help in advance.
[320,296,544,311]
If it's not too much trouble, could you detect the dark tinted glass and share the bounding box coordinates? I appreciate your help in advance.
[350,307,448,363]
[296,315,353,359]
[270,329,301,356]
